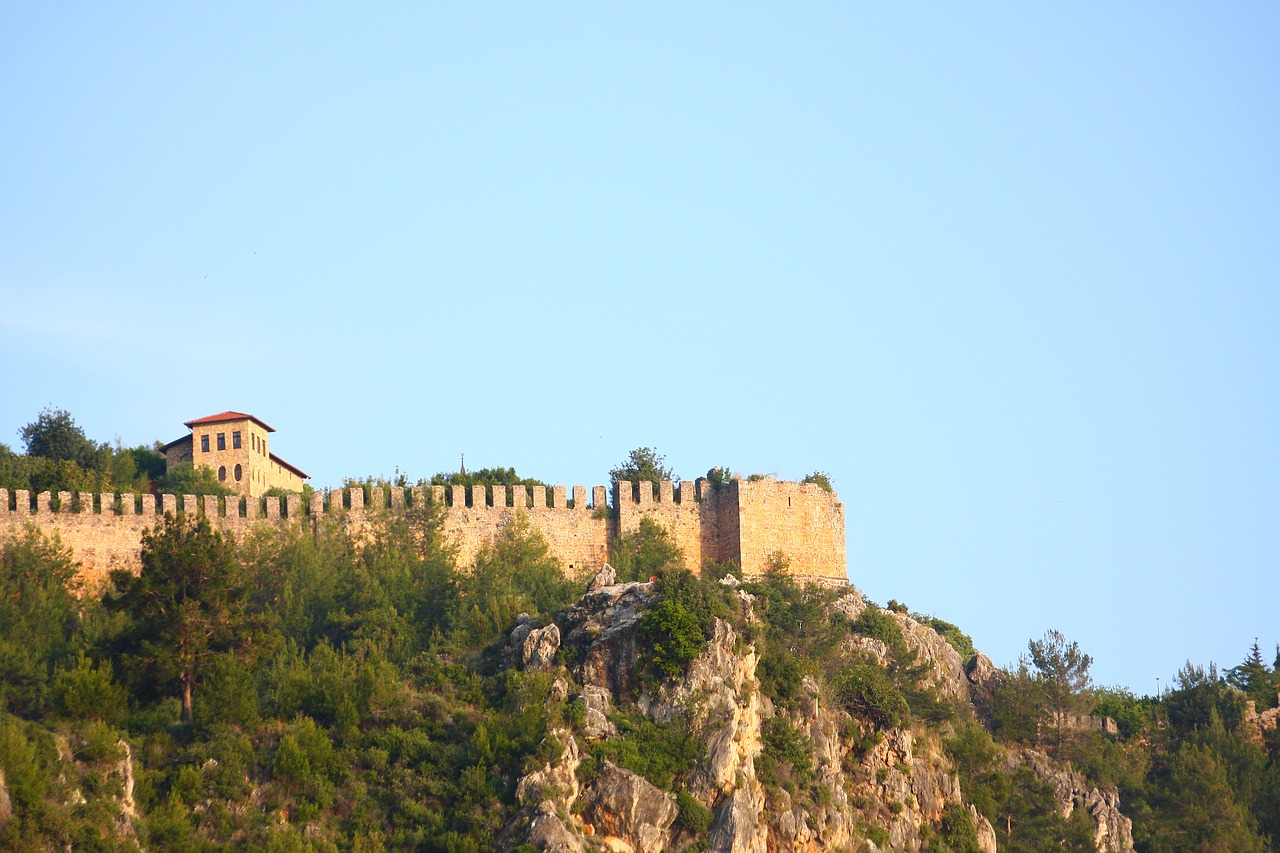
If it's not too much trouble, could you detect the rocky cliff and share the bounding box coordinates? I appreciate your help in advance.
[505,569,1133,853]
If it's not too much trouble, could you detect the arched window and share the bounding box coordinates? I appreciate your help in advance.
[234,464,242,481]
[218,466,227,481]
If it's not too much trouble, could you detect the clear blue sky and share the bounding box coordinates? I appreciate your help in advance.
[2,3,1277,693]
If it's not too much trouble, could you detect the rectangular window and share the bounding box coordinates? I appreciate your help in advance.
[200,435,209,453]
[217,433,226,451]
[233,431,242,449]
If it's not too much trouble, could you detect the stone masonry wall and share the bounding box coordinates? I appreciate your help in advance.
[615,479,722,571]
[0,477,847,589]
[735,477,846,580]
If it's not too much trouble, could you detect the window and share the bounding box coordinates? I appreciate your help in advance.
[218,466,226,481]
[201,435,210,453]
[217,433,226,450]
[233,431,242,449]
[234,464,242,481]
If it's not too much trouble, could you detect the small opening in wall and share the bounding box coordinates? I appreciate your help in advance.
[201,435,209,452]
[234,464,242,481]
[788,497,791,507]
[233,431,241,449]
[217,433,226,450]
[218,466,226,481]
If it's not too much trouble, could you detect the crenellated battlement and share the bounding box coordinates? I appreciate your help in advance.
[0,475,847,588]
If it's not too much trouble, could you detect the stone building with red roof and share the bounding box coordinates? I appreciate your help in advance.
[161,412,309,497]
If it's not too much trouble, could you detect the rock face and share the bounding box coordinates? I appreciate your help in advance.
[890,612,971,704]
[1013,748,1135,852]
[564,580,656,700]
[965,652,1003,721]
[523,623,562,671]
[508,578,1132,853]
[583,764,679,853]
[1243,698,1280,744]
[0,768,11,828]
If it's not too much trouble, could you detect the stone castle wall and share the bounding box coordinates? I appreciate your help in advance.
[0,477,847,588]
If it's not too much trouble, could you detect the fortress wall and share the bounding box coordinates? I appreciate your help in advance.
[431,484,610,577]
[0,487,321,589]
[734,479,847,580]
[319,484,612,580]
[715,480,743,568]
[615,480,722,570]
[1,477,847,587]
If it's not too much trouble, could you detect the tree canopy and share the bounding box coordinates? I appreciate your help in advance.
[1027,629,1093,747]
[19,407,101,466]
[107,515,274,722]
[610,447,676,488]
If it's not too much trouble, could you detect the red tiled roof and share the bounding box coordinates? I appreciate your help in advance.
[270,453,310,480]
[183,411,276,432]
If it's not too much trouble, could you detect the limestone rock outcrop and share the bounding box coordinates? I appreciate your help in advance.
[523,623,562,671]
[564,580,655,700]
[583,763,679,853]
[0,768,11,829]
[507,578,1131,853]
[527,800,584,853]
[1011,748,1134,852]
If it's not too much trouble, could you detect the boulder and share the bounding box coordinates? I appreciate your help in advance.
[583,763,678,853]
[527,801,584,853]
[522,623,561,671]
[578,685,617,740]
[586,563,616,593]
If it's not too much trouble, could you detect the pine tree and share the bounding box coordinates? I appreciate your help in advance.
[107,514,274,722]
[1227,640,1278,710]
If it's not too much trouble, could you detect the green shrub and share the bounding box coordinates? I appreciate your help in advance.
[852,607,904,650]
[73,720,125,763]
[639,598,705,678]
[801,472,833,493]
[833,663,908,729]
[675,789,712,837]
[938,801,982,852]
[53,655,126,725]
[918,616,976,660]
[591,711,703,791]
[611,517,685,583]
[761,716,816,790]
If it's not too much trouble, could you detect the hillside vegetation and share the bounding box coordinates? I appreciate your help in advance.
[0,490,1277,850]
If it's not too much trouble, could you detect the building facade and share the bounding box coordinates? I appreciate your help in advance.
[162,411,308,497]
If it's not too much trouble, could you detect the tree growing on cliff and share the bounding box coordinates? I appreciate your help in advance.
[107,515,274,722]
[1027,629,1093,749]
[1227,640,1279,710]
